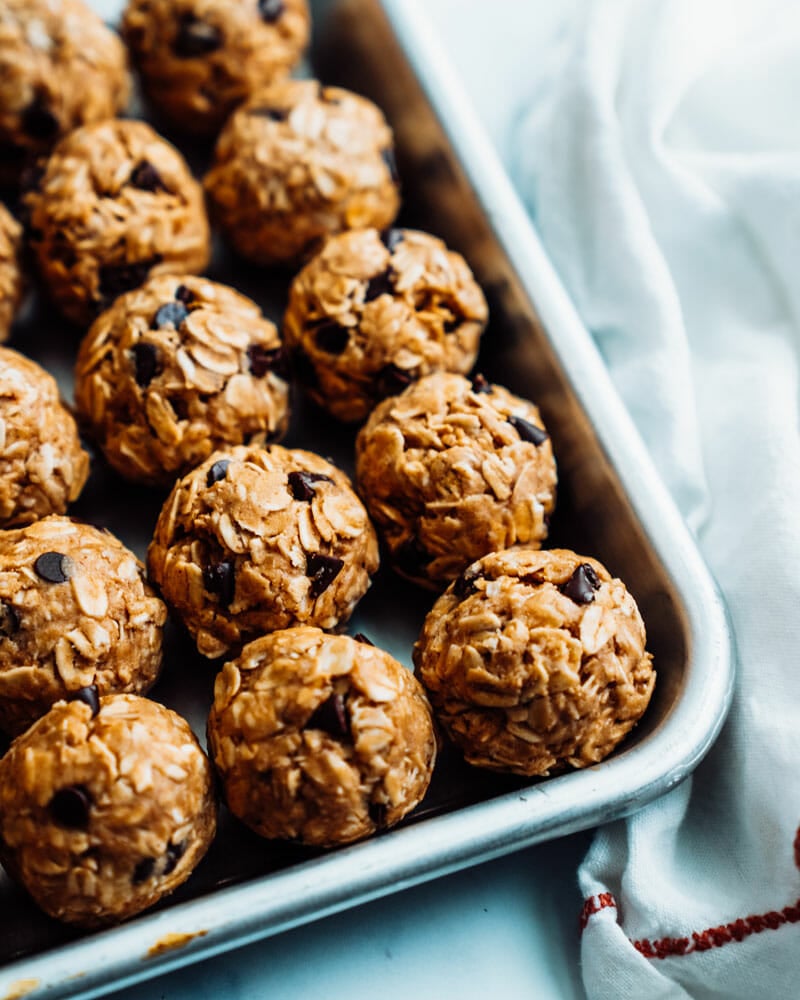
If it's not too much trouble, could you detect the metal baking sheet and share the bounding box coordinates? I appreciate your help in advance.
[0,0,733,997]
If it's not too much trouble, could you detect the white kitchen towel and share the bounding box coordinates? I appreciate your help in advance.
[513,0,800,997]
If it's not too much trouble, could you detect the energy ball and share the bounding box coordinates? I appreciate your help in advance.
[74,274,290,487]
[0,516,167,737]
[0,347,90,528]
[123,0,311,136]
[208,627,437,847]
[0,0,130,186]
[0,694,217,927]
[413,548,655,777]
[0,202,23,341]
[355,372,557,588]
[148,445,379,658]
[283,227,489,422]
[25,119,210,327]
[204,79,400,265]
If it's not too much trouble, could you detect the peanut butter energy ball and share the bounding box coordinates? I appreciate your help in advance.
[123,0,310,135]
[0,347,89,528]
[0,695,217,927]
[25,119,210,327]
[414,548,655,777]
[204,79,400,265]
[0,203,23,341]
[355,372,557,588]
[208,627,436,847]
[0,0,130,185]
[148,445,380,658]
[75,274,290,486]
[283,227,488,422]
[0,516,167,737]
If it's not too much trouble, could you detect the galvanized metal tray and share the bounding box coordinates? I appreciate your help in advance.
[0,0,733,997]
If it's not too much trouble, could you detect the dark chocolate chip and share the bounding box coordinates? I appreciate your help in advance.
[132,857,155,884]
[258,0,285,23]
[34,551,73,583]
[443,316,460,333]
[174,16,222,57]
[21,98,59,141]
[307,692,349,739]
[561,563,601,605]
[453,569,481,599]
[353,632,374,646]
[153,301,189,329]
[174,284,194,304]
[249,106,289,122]
[507,414,549,446]
[163,839,187,875]
[381,147,399,185]
[99,256,162,302]
[0,601,19,637]
[71,685,100,717]
[203,561,236,607]
[291,346,320,389]
[306,553,343,599]
[131,342,160,386]
[49,786,91,829]
[313,321,349,355]
[376,363,414,398]
[206,459,231,487]
[129,160,166,193]
[393,537,429,577]
[364,267,395,303]
[379,228,404,252]
[288,470,332,502]
[248,343,288,379]
[471,373,492,394]
[368,800,388,828]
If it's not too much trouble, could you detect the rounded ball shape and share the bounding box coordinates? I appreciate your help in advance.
[0,516,167,737]
[208,627,437,847]
[355,372,557,588]
[0,694,217,927]
[283,227,488,422]
[0,0,130,185]
[0,203,23,342]
[205,79,400,265]
[75,274,291,486]
[0,347,90,528]
[148,445,380,658]
[413,547,655,776]
[123,0,310,135]
[25,119,210,327]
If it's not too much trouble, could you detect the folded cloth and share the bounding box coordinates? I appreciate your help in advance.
[513,0,800,996]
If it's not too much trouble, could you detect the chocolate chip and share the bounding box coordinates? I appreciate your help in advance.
[129,160,166,193]
[258,0,285,22]
[376,363,414,397]
[288,470,332,501]
[153,301,188,329]
[364,267,395,303]
[307,692,349,739]
[381,147,399,185]
[507,414,548,446]
[132,857,155,884]
[99,256,162,302]
[249,107,289,121]
[453,569,480,598]
[203,561,235,607]
[379,228,404,252]
[132,342,160,386]
[393,537,429,576]
[71,685,100,717]
[443,316,460,333]
[353,632,374,646]
[174,16,222,57]
[34,551,73,583]
[0,602,19,637]
[248,343,288,379]
[0,142,26,167]
[291,346,320,389]
[174,284,194,304]
[306,553,343,599]
[163,839,187,875]
[561,563,601,605]
[471,373,492,394]
[21,97,58,141]
[314,321,349,355]
[368,800,388,828]
[206,459,230,487]
[49,786,91,829]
